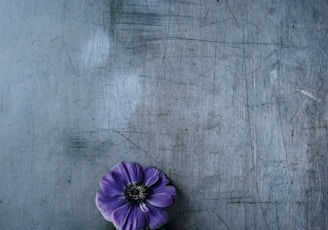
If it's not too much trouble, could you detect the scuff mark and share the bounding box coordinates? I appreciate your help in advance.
[113,130,158,163]
[297,89,322,103]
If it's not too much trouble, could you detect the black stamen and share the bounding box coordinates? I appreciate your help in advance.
[124,183,149,204]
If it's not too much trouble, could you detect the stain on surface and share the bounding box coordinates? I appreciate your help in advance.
[109,0,122,35]
[67,136,88,150]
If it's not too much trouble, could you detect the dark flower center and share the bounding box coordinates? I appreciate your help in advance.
[124,183,149,204]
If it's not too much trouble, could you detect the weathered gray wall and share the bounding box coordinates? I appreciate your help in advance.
[0,0,327,229]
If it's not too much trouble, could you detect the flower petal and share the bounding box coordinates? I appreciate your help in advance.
[146,193,174,208]
[111,162,132,185]
[139,202,149,213]
[143,166,169,187]
[123,205,148,230]
[153,185,177,200]
[112,203,148,230]
[145,167,170,191]
[124,162,144,184]
[112,162,144,185]
[95,192,127,222]
[147,205,169,229]
[111,203,133,230]
[100,171,125,197]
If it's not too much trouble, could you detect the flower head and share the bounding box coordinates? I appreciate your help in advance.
[96,162,177,230]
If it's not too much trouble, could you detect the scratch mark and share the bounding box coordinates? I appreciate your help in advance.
[242,25,270,229]
[227,196,253,200]
[289,214,309,230]
[161,6,172,71]
[168,9,179,23]
[275,205,281,230]
[113,130,158,162]
[252,54,257,182]
[198,17,231,29]
[87,30,96,68]
[62,38,76,73]
[277,103,291,203]
[224,0,240,27]
[163,36,294,47]
[297,89,322,103]
[138,74,210,91]
[291,99,308,125]
[51,36,63,43]
[313,161,322,219]
[216,213,232,230]
[203,9,209,22]
[227,201,312,204]
[211,55,216,117]
[173,208,216,214]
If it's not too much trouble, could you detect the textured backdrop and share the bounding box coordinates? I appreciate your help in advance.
[0,0,328,229]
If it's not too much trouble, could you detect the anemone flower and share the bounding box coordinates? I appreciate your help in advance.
[96,162,177,230]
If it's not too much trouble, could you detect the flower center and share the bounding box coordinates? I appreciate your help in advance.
[124,183,149,204]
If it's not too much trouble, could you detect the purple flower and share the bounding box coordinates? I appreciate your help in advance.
[96,162,177,230]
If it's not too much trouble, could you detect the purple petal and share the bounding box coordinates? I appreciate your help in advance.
[100,171,125,197]
[124,162,144,184]
[123,205,148,230]
[146,193,174,208]
[111,162,132,185]
[112,203,148,230]
[139,202,149,213]
[147,205,169,229]
[143,167,161,187]
[157,170,169,185]
[112,162,144,185]
[95,192,127,222]
[111,203,133,229]
[153,185,177,200]
[145,167,170,190]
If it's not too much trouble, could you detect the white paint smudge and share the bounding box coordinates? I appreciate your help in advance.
[269,68,279,83]
[103,74,142,129]
[81,29,110,68]
[297,89,322,103]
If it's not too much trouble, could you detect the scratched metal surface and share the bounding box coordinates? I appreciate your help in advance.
[0,0,328,229]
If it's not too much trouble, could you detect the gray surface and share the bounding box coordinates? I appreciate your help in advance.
[0,0,328,229]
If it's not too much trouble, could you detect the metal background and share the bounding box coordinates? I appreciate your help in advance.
[0,0,327,229]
